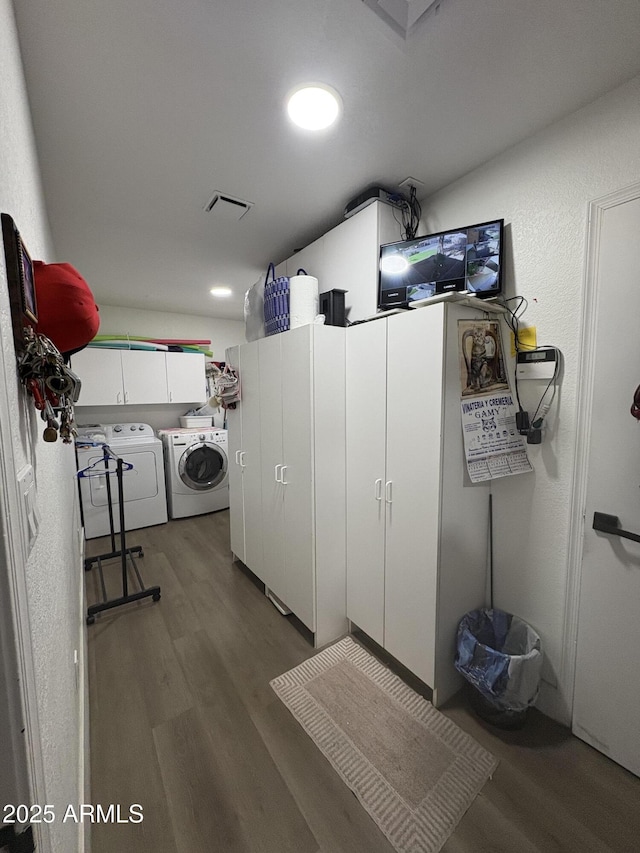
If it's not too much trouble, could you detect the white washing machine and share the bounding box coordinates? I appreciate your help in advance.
[76,423,168,539]
[160,428,229,519]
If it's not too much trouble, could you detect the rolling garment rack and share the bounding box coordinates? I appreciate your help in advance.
[78,442,161,624]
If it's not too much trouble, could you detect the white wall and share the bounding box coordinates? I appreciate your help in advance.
[96,303,245,362]
[423,73,640,724]
[0,2,84,850]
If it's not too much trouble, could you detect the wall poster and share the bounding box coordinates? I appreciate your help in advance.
[458,319,532,482]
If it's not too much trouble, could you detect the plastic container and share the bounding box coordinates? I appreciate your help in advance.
[455,608,543,729]
[179,416,213,428]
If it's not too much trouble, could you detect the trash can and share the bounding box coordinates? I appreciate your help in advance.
[455,608,543,729]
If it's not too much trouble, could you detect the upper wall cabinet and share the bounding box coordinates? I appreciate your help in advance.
[283,200,402,324]
[71,348,206,406]
[165,352,208,404]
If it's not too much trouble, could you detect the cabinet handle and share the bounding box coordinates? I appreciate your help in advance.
[116,391,122,404]
[275,464,282,483]
[124,390,129,404]
[235,450,241,465]
[239,451,246,467]
[169,391,173,402]
[385,481,393,504]
[281,465,288,485]
[374,478,383,501]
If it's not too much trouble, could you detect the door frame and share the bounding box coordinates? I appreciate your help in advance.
[563,181,640,726]
[0,343,50,850]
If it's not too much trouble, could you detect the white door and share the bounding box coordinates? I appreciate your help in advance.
[384,309,443,687]
[573,193,640,777]
[259,335,285,597]
[345,319,387,645]
[281,328,315,629]
[241,342,264,575]
[165,352,206,403]
[121,350,167,404]
[72,348,124,405]
[226,346,245,562]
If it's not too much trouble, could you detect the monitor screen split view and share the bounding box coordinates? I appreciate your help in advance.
[378,219,504,310]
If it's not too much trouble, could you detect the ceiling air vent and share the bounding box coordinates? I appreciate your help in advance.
[204,191,253,222]
[362,0,441,37]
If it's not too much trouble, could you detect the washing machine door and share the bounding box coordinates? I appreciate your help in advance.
[178,442,227,491]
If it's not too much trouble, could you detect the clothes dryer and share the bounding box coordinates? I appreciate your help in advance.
[160,428,229,519]
[76,423,168,539]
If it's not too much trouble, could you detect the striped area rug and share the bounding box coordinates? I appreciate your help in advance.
[270,636,497,853]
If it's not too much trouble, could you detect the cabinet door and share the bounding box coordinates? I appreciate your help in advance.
[345,319,387,645]
[281,328,314,630]
[322,201,402,325]
[72,348,124,406]
[165,352,206,403]
[225,346,245,562]
[121,350,168,404]
[384,307,445,686]
[240,341,264,575]
[258,335,285,597]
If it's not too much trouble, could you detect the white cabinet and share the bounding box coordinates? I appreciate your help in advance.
[228,325,347,647]
[165,352,207,404]
[346,304,490,706]
[121,350,168,404]
[226,342,263,575]
[71,348,125,406]
[72,349,206,406]
[283,200,402,324]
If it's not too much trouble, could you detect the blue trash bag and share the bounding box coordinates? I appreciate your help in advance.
[455,608,543,713]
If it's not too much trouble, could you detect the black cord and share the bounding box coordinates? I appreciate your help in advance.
[497,295,528,412]
[389,186,422,240]
[529,346,561,426]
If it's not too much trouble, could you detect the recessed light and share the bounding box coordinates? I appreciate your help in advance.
[210,287,232,298]
[286,84,342,131]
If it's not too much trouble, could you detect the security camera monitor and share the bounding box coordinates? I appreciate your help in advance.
[378,219,504,310]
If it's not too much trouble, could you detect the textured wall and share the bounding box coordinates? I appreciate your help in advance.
[1,2,83,850]
[423,74,640,723]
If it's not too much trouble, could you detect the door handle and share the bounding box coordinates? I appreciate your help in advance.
[275,464,282,483]
[374,478,383,501]
[281,465,288,485]
[593,511,640,544]
[385,480,393,504]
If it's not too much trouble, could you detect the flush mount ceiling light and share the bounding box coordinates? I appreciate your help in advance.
[210,287,232,298]
[286,84,342,131]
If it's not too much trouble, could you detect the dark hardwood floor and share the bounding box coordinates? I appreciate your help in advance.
[86,512,640,853]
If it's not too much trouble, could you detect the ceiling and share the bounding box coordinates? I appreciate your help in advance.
[13,0,640,321]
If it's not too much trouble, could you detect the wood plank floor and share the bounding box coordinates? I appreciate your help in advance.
[86,512,640,853]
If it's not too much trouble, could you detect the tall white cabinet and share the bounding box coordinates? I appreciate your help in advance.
[226,341,263,575]
[346,303,490,706]
[279,200,402,324]
[227,325,347,648]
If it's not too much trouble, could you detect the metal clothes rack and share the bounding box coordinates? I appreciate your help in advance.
[79,443,161,624]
